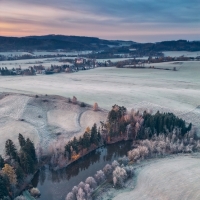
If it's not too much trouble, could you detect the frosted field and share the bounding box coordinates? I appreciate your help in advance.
[0,61,200,154]
[163,51,200,57]
[0,61,199,111]
[113,155,200,200]
[0,57,72,69]
[0,52,33,57]
[0,94,107,155]
[0,50,92,57]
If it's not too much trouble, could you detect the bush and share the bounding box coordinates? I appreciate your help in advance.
[14,196,26,200]
[80,102,86,107]
[30,187,40,197]
[72,96,77,104]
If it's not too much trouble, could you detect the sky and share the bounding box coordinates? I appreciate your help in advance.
[0,0,200,42]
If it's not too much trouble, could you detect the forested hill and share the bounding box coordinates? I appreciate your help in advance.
[130,40,200,53]
[0,35,130,51]
[0,35,200,52]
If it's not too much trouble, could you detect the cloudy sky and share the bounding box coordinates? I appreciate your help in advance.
[0,0,200,42]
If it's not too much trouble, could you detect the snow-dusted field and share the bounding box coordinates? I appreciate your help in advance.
[0,61,200,152]
[163,51,200,57]
[0,61,199,110]
[0,57,72,69]
[0,94,107,155]
[113,155,200,200]
[0,50,92,57]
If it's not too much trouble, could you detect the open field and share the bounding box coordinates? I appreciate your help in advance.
[0,61,200,152]
[113,155,200,200]
[163,51,200,57]
[0,57,72,69]
[0,94,107,155]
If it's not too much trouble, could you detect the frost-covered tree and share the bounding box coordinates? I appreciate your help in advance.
[85,177,97,189]
[123,166,134,177]
[65,192,76,200]
[72,186,78,195]
[112,160,119,169]
[94,170,105,185]
[103,164,112,177]
[76,188,86,200]
[113,166,127,187]
[84,184,93,199]
[118,156,129,166]
[78,181,85,190]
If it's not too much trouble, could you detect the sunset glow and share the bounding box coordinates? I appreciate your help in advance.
[0,0,200,42]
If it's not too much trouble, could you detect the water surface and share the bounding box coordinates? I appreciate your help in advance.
[32,141,132,200]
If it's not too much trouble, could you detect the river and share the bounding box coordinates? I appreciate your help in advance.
[31,141,132,200]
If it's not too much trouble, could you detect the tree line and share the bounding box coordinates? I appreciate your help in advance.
[101,105,192,142]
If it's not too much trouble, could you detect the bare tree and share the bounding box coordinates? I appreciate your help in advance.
[93,103,98,111]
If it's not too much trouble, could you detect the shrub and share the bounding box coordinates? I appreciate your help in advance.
[14,196,26,200]
[72,96,77,104]
[30,187,40,197]
[80,102,86,107]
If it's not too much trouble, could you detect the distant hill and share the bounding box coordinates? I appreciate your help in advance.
[0,35,133,51]
[130,40,200,53]
[0,35,200,52]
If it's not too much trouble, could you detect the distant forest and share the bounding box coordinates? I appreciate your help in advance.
[0,35,200,52]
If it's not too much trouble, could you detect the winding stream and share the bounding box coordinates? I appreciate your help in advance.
[32,141,132,200]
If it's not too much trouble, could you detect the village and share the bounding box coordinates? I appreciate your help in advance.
[0,57,113,76]
[1,52,200,76]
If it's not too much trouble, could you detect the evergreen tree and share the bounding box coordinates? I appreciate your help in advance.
[82,132,91,149]
[90,123,98,145]
[0,155,4,169]
[72,137,78,153]
[65,144,72,160]
[0,175,9,199]
[5,139,17,160]
[19,152,34,174]
[22,138,37,163]
[18,133,26,148]
[97,128,101,142]
[15,164,24,182]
